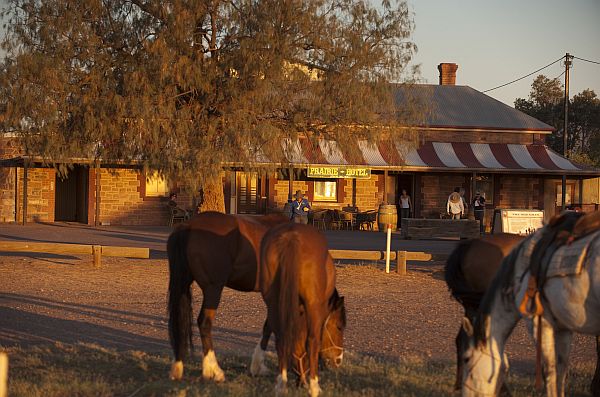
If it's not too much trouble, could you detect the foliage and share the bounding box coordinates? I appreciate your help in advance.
[514,75,600,165]
[0,0,424,205]
[6,343,595,396]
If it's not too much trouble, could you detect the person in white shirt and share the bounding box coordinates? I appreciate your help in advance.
[398,189,412,226]
[447,187,464,220]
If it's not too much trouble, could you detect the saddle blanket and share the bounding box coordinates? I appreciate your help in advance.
[516,229,600,279]
[546,230,599,278]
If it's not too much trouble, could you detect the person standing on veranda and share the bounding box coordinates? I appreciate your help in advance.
[472,190,486,233]
[447,187,464,220]
[399,189,411,227]
[291,190,311,224]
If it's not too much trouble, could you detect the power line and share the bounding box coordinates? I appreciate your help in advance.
[573,56,600,65]
[553,69,566,81]
[483,56,565,93]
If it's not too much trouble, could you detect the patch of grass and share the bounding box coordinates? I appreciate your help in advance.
[2,344,595,396]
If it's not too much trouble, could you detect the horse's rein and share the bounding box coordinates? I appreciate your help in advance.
[292,314,344,380]
[320,314,344,355]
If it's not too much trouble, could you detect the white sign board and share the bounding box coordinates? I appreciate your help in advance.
[492,209,544,235]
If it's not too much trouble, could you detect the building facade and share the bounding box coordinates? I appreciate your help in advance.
[1,63,598,228]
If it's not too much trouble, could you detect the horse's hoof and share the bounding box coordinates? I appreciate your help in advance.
[275,373,288,396]
[275,382,288,396]
[309,377,321,397]
[250,345,269,376]
[203,366,225,382]
[202,350,226,382]
[169,361,184,381]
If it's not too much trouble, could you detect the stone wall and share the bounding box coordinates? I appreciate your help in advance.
[418,173,469,219]
[15,168,56,223]
[0,137,21,222]
[270,174,383,212]
[98,169,172,226]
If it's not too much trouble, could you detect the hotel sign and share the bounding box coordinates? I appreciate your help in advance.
[307,166,371,179]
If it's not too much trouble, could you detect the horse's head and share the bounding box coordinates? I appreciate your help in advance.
[321,289,346,368]
[461,316,506,397]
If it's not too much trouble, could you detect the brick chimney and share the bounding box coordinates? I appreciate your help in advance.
[438,63,458,85]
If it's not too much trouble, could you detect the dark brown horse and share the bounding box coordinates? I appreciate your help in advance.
[445,233,525,393]
[446,232,600,396]
[259,223,346,397]
[167,211,288,381]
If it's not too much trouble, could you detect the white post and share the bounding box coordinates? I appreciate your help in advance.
[0,352,7,397]
[385,224,392,273]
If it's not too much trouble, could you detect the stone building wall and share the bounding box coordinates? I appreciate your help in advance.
[14,168,56,223]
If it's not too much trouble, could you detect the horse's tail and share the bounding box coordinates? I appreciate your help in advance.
[444,239,482,309]
[167,226,194,365]
[277,231,301,366]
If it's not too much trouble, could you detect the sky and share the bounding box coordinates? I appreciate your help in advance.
[407,0,600,106]
[0,0,598,107]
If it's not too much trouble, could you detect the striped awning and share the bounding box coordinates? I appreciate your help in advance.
[264,140,596,175]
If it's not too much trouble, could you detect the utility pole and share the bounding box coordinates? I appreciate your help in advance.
[561,53,572,211]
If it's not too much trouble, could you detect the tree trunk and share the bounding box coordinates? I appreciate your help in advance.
[199,174,226,213]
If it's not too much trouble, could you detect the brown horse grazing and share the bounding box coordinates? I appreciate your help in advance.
[259,223,346,397]
[445,233,525,394]
[251,289,346,383]
[167,211,288,381]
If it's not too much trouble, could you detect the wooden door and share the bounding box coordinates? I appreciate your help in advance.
[237,172,259,214]
[55,166,89,223]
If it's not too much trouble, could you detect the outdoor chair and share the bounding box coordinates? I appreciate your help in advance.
[330,210,343,230]
[311,210,327,230]
[168,206,188,226]
[358,210,377,230]
[340,210,355,230]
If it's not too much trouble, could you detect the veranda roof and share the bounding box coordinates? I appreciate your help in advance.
[246,139,597,175]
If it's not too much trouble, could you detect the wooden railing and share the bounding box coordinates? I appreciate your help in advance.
[0,241,149,267]
[329,249,448,274]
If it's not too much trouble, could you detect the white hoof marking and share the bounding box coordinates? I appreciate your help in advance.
[202,350,225,382]
[309,376,321,397]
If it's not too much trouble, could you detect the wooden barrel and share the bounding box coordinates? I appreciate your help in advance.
[377,204,398,232]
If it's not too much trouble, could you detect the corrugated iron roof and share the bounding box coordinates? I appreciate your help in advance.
[394,85,554,132]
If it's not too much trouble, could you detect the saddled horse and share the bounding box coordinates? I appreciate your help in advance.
[445,233,525,393]
[167,211,344,382]
[259,223,346,397]
[462,212,600,397]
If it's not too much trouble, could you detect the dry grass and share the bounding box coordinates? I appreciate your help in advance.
[4,343,595,397]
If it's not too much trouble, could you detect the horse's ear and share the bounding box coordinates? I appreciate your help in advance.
[335,296,345,309]
[462,317,474,337]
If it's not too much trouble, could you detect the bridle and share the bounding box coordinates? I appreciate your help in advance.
[292,314,344,380]
[319,314,344,356]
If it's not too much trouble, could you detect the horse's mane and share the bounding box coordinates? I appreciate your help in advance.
[473,238,528,344]
[444,239,482,309]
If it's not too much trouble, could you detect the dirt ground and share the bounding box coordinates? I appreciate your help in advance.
[0,253,596,377]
